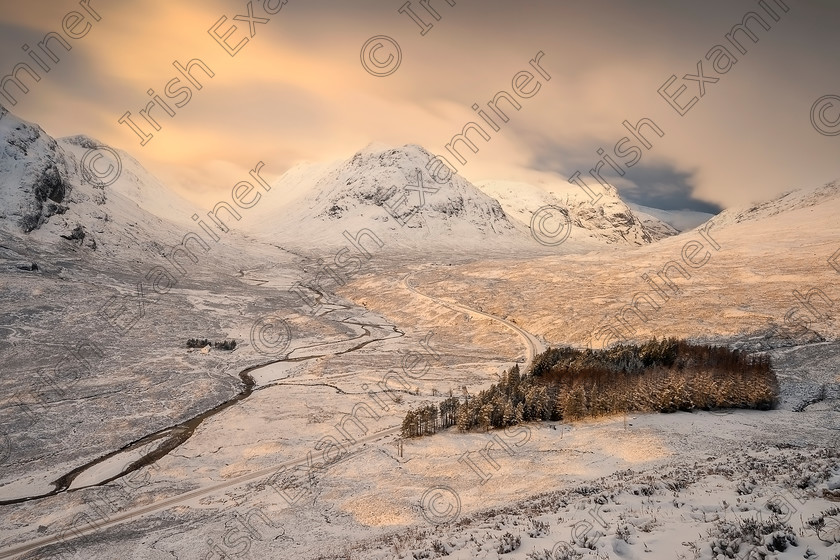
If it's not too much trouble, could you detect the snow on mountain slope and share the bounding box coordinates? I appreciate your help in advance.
[620,179,840,345]
[58,135,198,226]
[627,202,713,232]
[629,206,679,239]
[243,144,683,255]
[476,178,672,244]
[244,144,534,252]
[706,179,840,229]
[0,102,678,260]
[0,105,72,233]
[0,105,200,257]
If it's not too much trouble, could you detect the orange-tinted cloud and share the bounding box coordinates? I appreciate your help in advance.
[0,0,838,211]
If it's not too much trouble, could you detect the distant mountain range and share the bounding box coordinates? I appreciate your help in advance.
[3,104,836,261]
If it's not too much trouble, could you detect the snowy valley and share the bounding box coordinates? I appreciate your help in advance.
[0,104,838,560]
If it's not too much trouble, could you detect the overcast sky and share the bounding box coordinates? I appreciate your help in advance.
[1,0,838,212]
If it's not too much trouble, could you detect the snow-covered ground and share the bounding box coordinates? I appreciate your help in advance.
[0,106,837,560]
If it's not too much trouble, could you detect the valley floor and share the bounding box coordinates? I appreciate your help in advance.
[0,237,838,559]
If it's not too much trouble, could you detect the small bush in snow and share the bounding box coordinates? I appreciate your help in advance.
[496,532,521,554]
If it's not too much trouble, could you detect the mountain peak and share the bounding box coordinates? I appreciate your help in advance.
[244,143,525,250]
[354,142,429,157]
[347,143,436,174]
[61,134,106,150]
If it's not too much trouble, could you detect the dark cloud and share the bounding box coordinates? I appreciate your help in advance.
[0,22,34,47]
[527,137,722,213]
[618,164,723,214]
[526,136,596,177]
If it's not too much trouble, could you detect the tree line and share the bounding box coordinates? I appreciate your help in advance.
[186,338,237,350]
[401,338,777,438]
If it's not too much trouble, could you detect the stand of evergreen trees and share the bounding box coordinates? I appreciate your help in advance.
[401,338,777,438]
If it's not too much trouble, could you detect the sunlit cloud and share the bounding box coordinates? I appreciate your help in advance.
[1,0,837,212]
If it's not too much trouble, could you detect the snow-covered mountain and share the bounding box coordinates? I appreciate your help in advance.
[475,178,673,244]
[629,206,679,239]
[704,180,840,229]
[243,144,683,253]
[0,105,66,233]
[244,144,529,251]
[627,203,713,233]
[0,104,693,258]
[0,104,199,257]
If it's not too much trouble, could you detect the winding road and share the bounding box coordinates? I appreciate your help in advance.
[402,272,545,371]
[0,427,399,559]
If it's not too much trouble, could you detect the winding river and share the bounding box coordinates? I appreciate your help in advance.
[0,312,404,507]
[0,271,549,560]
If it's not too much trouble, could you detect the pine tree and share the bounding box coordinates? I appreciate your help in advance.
[690,370,716,410]
[553,390,565,421]
[429,405,439,434]
[564,384,587,421]
[514,402,524,424]
[479,403,493,432]
[456,402,473,432]
[533,386,550,421]
[502,401,514,426]
[491,395,506,428]
[401,409,417,438]
[523,387,536,421]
